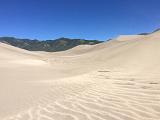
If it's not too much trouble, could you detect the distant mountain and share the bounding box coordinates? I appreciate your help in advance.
[152,28,160,33]
[0,37,103,52]
[138,28,160,35]
[138,33,150,35]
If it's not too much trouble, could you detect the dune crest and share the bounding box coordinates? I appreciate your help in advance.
[115,35,145,41]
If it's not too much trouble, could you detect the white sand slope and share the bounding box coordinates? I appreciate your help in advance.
[1,31,160,120]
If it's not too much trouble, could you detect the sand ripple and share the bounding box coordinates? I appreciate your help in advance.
[3,70,160,120]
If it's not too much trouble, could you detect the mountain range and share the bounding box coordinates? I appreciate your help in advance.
[0,37,102,52]
[0,29,159,52]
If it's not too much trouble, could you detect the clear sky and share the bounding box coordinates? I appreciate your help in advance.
[0,0,160,40]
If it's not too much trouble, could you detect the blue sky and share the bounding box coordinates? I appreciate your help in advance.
[0,0,160,40]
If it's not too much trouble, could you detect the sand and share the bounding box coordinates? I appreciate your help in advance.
[1,31,160,120]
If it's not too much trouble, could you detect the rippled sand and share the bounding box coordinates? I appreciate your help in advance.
[1,30,160,120]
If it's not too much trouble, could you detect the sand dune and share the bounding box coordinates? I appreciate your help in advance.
[1,31,160,120]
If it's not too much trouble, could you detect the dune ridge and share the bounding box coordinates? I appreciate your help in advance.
[1,31,160,120]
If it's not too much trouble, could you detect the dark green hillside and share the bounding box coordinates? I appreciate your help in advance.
[0,37,103,52]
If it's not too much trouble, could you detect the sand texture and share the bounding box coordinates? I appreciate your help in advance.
[1,31,160,120]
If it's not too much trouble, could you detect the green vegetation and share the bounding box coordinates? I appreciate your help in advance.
[0,37,103,52]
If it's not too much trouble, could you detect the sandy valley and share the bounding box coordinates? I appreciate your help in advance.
[1,30,160,120]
